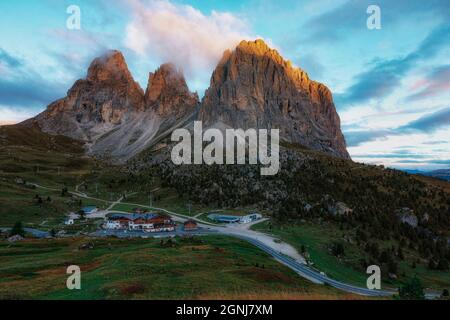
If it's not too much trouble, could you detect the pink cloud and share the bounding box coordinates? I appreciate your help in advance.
[406,65,450,101]
[124,0,253,81]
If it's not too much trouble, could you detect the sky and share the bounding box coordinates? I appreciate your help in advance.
[0,0,449,170]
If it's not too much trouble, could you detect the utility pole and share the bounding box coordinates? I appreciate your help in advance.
[149,193,153,208]
[187,202,192,216]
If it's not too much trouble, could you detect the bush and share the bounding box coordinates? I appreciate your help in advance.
[10,221,25,237]
[331,242,345,257]
[399,277,425,300]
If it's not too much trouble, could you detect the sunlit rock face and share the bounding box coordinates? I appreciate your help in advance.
[145,62,199,122]
[200,39,350,159]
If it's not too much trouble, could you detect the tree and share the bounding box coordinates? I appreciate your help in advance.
[78,210,86,220]
[397,247,404,260]
[331,242,345,257]
[399,277,425,300]
[388,260,398,275]
[301,245,306,254]
[428,258,436,270]
[10,221,25,237]
[437,258,449,271]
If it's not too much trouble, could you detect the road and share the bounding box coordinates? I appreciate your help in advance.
[235,234,396,296]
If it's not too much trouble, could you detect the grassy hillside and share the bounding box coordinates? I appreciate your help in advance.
[0,236,356,300]
[252,220,450,291]
[0,125,100,227]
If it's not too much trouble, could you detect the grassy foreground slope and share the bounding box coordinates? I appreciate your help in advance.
[0,236,357,300]
[252,220,450,291]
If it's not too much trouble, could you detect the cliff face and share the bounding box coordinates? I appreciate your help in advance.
[30,50,145,142]
[199,39,350,159]
[27,51,198,161]
[25,40,349,162]
[145,63,199,120]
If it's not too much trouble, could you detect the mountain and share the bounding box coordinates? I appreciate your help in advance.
[24,51,198,162]
[404,168,450,182]
[22,40,349,161]
[145,63,199,118]
[27,50,145,142]
[200,40,350,159]
[425,169,450,181]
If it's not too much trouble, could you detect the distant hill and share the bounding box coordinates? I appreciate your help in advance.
[404,168,450,182]
[424,169,450,181]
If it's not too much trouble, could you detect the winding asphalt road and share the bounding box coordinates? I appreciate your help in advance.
[235,235,396,297]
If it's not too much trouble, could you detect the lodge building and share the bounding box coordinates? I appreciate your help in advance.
[105,213,175,233]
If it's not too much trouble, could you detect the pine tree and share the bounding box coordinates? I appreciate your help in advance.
[10,221,25,237]
[399,277,425,300]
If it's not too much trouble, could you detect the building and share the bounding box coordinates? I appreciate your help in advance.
[208,214,241,223]
[64,218,75,225]
[81,206,98,215]
[183,220,198,231]
[240,213,263,223]
[105,213,175,232]
[208,213,263,224]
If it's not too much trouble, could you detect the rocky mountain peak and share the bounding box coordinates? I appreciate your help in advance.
[145,63,189,102]
[86,50,134,83]
[145,63,199,116]
[200,39,350,159]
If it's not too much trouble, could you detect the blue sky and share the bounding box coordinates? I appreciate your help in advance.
[0,0,449,170]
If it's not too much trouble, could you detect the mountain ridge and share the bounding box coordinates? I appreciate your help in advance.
[200,40,349,159]
[21,39,349,161]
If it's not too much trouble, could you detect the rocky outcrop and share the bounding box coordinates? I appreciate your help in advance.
[199,39,350,159]
[145,63,198,116]
[145,63,199,128]
[29,50,145,142]
[25,51,198,162]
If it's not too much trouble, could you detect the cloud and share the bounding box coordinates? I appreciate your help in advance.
[405,65,450,101]
[0,76,64,109]
[0,49,66,109]
[399,107,450,132]
[422,140,448,145]
[352,152,430,159]
[428,159,450,165]
[0,48,23,68]
[303,0,450,44]
[0,106,41,125]
[337,24,450,106]
[345,129,393,147]
[345,107,450,146]
[124,0,252,87]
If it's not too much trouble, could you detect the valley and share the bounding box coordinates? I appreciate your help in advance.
[0,39,449,300]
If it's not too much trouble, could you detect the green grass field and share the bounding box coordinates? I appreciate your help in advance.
[0,235,357,300]
[251,220,450,291]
